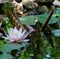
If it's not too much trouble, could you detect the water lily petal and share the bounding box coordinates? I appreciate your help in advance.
[22,39,29,42]
[22,29,26,35]
[22,32,29,39]
[2,27,29,43]
[26,25,35,33]
[2,36,9,39]
[19,27,23,34]
[9,38,15,42]
[13,27,19,33]
[8,28,14,36]
[19,29,26,39]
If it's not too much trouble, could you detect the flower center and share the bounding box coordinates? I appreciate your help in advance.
[13,32,18,35]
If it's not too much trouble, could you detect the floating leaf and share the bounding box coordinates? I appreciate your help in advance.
[19,13,59,25]
[54,8,60,14]
[52,30,60,37]
[3,13,59,25]
[19,15,36,25]
[53,14,60,17]
[35,14,58,24]
[0,42,26,53]
[0,53,13,59]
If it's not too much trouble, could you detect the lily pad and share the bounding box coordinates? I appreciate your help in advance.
[19,15,36,25]
[53,14,60,18]
[0,42,26,53]
[35,14,59,24]
[3,13,59,25]
[19,13,59,25]
[52,30,60,37]
[54,8,60,14]
[0,53,13,59]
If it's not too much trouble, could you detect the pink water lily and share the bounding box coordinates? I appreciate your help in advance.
[3,27,29,42]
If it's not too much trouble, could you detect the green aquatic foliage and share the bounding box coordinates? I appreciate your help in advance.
[19,13,59,25]
[0,53,13,59]
[0,3,60,59]
[52,29,60,37]
[0,42,26,53]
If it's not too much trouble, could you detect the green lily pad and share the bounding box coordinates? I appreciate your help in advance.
[0,53,13,59]
[36,14,59,24]
[52,30,60,37]
[19,15,36,25]
[54,8,60,14]
[53,14,60,18]
[19,13,59,25]
[53,14,60,17]
[3,13,59,25]
[0,42,26,53]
